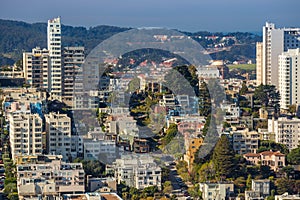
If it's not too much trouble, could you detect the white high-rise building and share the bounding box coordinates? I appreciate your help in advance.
[261,22,300,86]
[256,42,263,85]
[278,48,300,109]
[8,111,44,161]
[48,17,62,100]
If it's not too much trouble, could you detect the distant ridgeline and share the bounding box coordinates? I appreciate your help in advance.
[0,19,261,66]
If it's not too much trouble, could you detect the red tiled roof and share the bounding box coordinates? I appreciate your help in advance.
[244,153,259,157]
[260,151,285,156]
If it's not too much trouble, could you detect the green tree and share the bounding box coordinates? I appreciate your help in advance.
[198,81,211,116]
[288,104,297,114]
[287,146,300,165]
[254,84,280,115]
[163,181,173,194]
[246,174,252,190]
[239,82,248,95]
[212,135,236,179]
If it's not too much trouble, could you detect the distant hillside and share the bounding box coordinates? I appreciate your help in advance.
[0,19,130,66]
[0,19,261,66]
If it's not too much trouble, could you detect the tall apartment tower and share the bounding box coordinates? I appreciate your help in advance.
[8,111,44,161]
[23,47,50,89]
[256,42,263,85]
[278,48,300,109]
[62,47,85,107]
[45,112,71,161]
[261,22,300,86]
[48,17,62,100]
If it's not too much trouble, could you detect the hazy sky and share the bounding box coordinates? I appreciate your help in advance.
[1,0,300,32]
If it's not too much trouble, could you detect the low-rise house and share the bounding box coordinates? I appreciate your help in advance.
[244,150,285,171]
[245,179,270,200]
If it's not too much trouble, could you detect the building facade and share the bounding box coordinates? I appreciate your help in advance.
[45,112,71,160]
[62,46,85,107]
[17,159,85,199]
[23,47,50,89]
[199,182,234,200]
[113,155,161,190]
[9,111,44,161]
[278,48,300,109]
[244,151,285,171]
[268,117,300,150]
[261,22,300,86]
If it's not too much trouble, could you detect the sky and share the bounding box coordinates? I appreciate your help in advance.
[1,0,300,32]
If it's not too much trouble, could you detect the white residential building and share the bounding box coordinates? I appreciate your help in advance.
[8,110,44,161]
[278,48,300,109]
[199,182,234,200]
[48,17,62,100]
[16,159,85,199]
[251,179,270,197]
[261,22,300,86]
[23,47,50,89]
[268,117,300,150]
[256,42,264,85]
[45,112,71,160]
[113,155,161,190]
[83,138,117,164]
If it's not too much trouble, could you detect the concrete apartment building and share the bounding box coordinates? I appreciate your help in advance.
[113,155,162,190]
[231,128,259,154]
[62,46,85,107]
[278,48,300,109]
[16,159,85,199]
[23,47,50,89]
[268,117,300,150]
[243,151,285,171]
[45,112,72,161]
[260,22,300,86]
[8,110,44,161]
[48,17,63,100]
[245,179,270,200]
[199,182,234,200]
[83,138,117,164]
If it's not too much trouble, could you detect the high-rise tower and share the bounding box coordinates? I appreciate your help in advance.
[48,17,62,100]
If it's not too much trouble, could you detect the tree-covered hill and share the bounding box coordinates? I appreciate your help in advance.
[0,19,130,66]
[0,19,261,66]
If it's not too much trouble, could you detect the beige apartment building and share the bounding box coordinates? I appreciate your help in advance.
[17,159,85,199]
[23,47,50,89]
[62,46,85,107]
[45,112,71,161]
[8,110,44,161]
